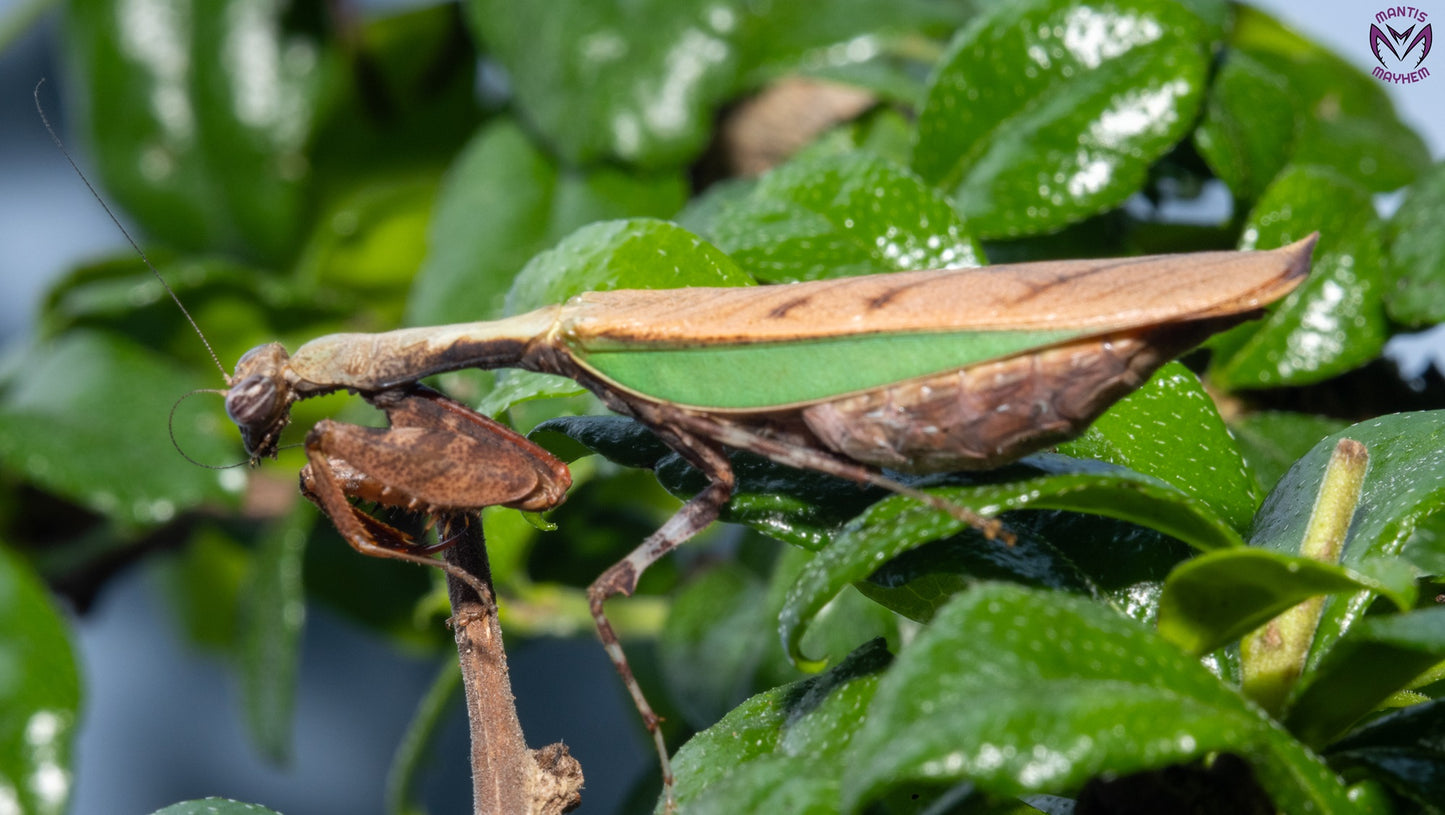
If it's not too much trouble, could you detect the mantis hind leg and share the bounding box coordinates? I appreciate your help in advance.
[586,423,736,813]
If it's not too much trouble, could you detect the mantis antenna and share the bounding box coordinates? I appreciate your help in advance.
[33,78,230,385]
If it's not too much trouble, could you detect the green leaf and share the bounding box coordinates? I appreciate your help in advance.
[1328,700,1445,814]
[306,4,484,189]
[154,526,251,650]
[239,505,312,764]
[149,801,283,815]
[1060,363,1259,532]
[1385,161,1445,327]
[660,563,772,728]
[1249,413,1445,702]
[407,120,687,327]
[65,0,329,260]
[493,220,754,417]
[660,545,898,731]
[0,544,80,815]
[706,152,983,282]
[1287,608,1445,748]
[1192,51,1295,201]
[37,253,324,379]
[464,0,741,167]
[296,176,439,325]
[505,219,754,317]
[842,584,1355,813]
[731,1,971,82]
[780,454,1243,663]
[1227,6,1429,193]
[0,332,241,529]
[912,0,1210,238]
[1230,412,1351,496]
[667,640,891,813]
[1209,165,1388,389]
[1156,548,1412,656]
[465,0,957,168]
[386,659,462,815]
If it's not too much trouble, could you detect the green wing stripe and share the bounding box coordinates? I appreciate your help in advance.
[572,329,1085,409]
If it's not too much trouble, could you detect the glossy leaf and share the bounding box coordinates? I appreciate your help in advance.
[913,0,1210,238]
[1287,607,1445,748]
[706,152,983,282]
[661,552,896,730]
[465,0,956,167]
[855,511,1189,631]
[239,505,312,763]
[464,0,739,167]
[1210,165,1388,389]
[1328,700,1445,814]
[0,545,80,815]
[505,219,753,317]
[0,332,241,528]
[1385,161,1445,327]
[1249,413,1445,693]
[1156,548,1413,656]
[666,640,891,814]
[154,526,250,651]
[65,0,327,260]
[386,660,462,815]
[842,584,1354,812]
[37,253,324,381]
[781,453,1243,663]
[491,219,753,413]
[1060,363,1259,532]
[1230,412,1351,495]
[660,564,772,727]
[1192,51,1294,201]
[295,177,437,326]
[407,120,687,327]
[149,801,283,815]
[1227,6,1430,192]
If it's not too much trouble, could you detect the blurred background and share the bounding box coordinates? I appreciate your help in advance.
[1,1,1442,814]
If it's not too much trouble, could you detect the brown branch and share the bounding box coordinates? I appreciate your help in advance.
[443,516,583,815]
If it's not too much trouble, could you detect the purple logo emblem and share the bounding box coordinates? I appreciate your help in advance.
[1371,8,1433,84]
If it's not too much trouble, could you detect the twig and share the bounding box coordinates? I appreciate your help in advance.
[443,516,584,815]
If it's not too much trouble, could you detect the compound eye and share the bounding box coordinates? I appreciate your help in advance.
[225,374,279,427]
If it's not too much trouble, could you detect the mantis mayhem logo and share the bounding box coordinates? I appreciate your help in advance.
[1370,6,1433,84]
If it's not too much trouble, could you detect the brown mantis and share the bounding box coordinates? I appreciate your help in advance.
[219,235,1315,808]
[36,70,1317,811]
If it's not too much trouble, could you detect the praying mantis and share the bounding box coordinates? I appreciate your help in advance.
[219,234,1315,809]
[34,80,1316,798]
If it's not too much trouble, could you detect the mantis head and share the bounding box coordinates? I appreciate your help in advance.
[225,342,296,461]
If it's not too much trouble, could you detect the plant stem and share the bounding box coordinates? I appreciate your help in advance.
[443,516,584,815]
[1241,438,1369,716]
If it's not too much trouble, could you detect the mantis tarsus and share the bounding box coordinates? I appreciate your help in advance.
[221,235,1315,808]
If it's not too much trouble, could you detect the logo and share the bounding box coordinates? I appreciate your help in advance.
[1371,7,1433,84]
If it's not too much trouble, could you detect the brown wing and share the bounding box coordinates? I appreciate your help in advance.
[558,236,1316,347]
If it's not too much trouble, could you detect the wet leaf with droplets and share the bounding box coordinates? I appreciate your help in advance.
[665,640,891,813]
[1061,363,1260,533]
[779,452,1244,664]
[148,800,284,815]
[0,544,80,815]
[912,0,1212,238]
[1209,165,1388,389]
[842,584,1355,812]
[0,332,241,529]
[1384,161,1445,328]
[407,119,688,328]
[705,152,984,282]
[1245,413,1445,730]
